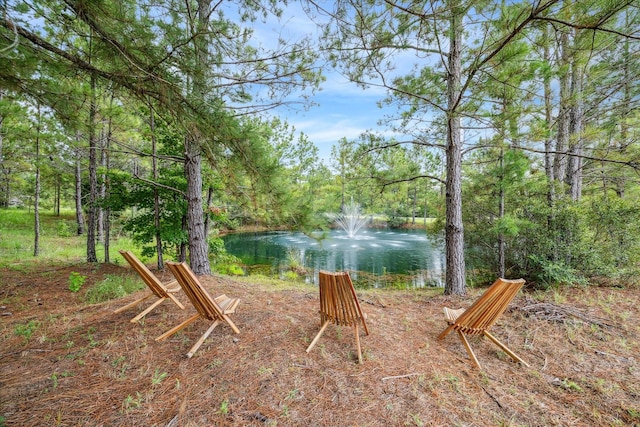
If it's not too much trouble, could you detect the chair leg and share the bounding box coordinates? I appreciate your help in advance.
[306,320,331,353]
[354,323,363,364]
[457,331,482,369]
[130,297,166,323]
[222,314,240,334]
[113,293,153,314]
[167,293,185,310]
[483,331,530,367]
[155,313,200,342]
[187,320,221,358]
[438,324,455,340]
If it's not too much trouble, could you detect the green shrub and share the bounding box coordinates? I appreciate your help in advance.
[286,248,304,269]
[57,221,75,237]
[529,255,587,289]
[387,278,411,290]
[209,237,242,265]
[68,271,87,293]
[208,237,226,258]
[282,271,298,281]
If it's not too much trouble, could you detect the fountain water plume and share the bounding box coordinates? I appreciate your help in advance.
[333,199,370,238]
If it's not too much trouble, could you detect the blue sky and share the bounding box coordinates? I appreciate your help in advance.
[278,75,391,162]
[250,4,396,164]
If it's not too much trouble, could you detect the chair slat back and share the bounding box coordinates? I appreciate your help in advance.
[452,278,524,335]
[319,271,367,332]
[119,250,168,298]
[166,261,224,321]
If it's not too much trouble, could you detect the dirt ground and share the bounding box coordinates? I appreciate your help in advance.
[1,263,639,427]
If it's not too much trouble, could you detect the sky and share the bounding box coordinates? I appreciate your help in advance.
[276,75,391,162]
[251,4,397,164]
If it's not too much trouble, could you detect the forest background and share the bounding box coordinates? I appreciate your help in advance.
[1,1,640,295]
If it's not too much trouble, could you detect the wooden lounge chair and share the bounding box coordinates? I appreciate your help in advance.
[306,271,369,363]
[438,277,529,369]
[156,261,240,358]
[114,250,185,323]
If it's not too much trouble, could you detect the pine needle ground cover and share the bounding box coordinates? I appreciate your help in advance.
[1,263,639,426]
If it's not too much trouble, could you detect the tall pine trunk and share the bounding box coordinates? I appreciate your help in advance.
[103,95,113,263]
[542,24,556,261]
[553,29,570,189]
[567,46,584,201]
[75,139,85,235]
[33,104,41,257]
[0,89,4,178]
[150,105,164,270]
[54,174,60,216]
[444,0,466,295]
[498,147,505,279]
[181,0,213,274]
[0,90,9,208]
[184,132,210,274]
[86,72,98,263]
[97,128,106,244]
[616,26,631,198]
[204,186,213,238]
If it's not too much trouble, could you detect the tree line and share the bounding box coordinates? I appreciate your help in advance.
[1,1,639,295]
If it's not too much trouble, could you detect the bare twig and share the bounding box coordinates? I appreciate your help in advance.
[517,299,618,329]
[381,373,422,381]
[481,386,504,410]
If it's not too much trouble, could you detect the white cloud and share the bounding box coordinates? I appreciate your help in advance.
[300,120,367,143]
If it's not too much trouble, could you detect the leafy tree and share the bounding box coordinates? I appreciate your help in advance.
[463,148,531,280]
[269,118,331,230]
[2,0,324,272]
[305,1,532,293]
[305,0,640,293]
[3,0,640,289]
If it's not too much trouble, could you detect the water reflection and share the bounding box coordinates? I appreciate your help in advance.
[221,229,445,287]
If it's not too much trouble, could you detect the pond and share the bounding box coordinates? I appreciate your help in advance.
[221,229,445,288]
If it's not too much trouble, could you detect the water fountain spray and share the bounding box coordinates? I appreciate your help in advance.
[332,199,370,238]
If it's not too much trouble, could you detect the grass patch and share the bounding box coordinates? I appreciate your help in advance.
[0,208,135,265]
[232,274,310,291]
[85,274,144,304]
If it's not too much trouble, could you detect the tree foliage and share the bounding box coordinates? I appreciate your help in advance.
[1,1,640,291]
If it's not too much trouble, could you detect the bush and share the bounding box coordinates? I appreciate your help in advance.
[281,271,298,281]
[68,271,87,293]
[528,255,587,289]
[209,237,242,264]
[57,221,75,237]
